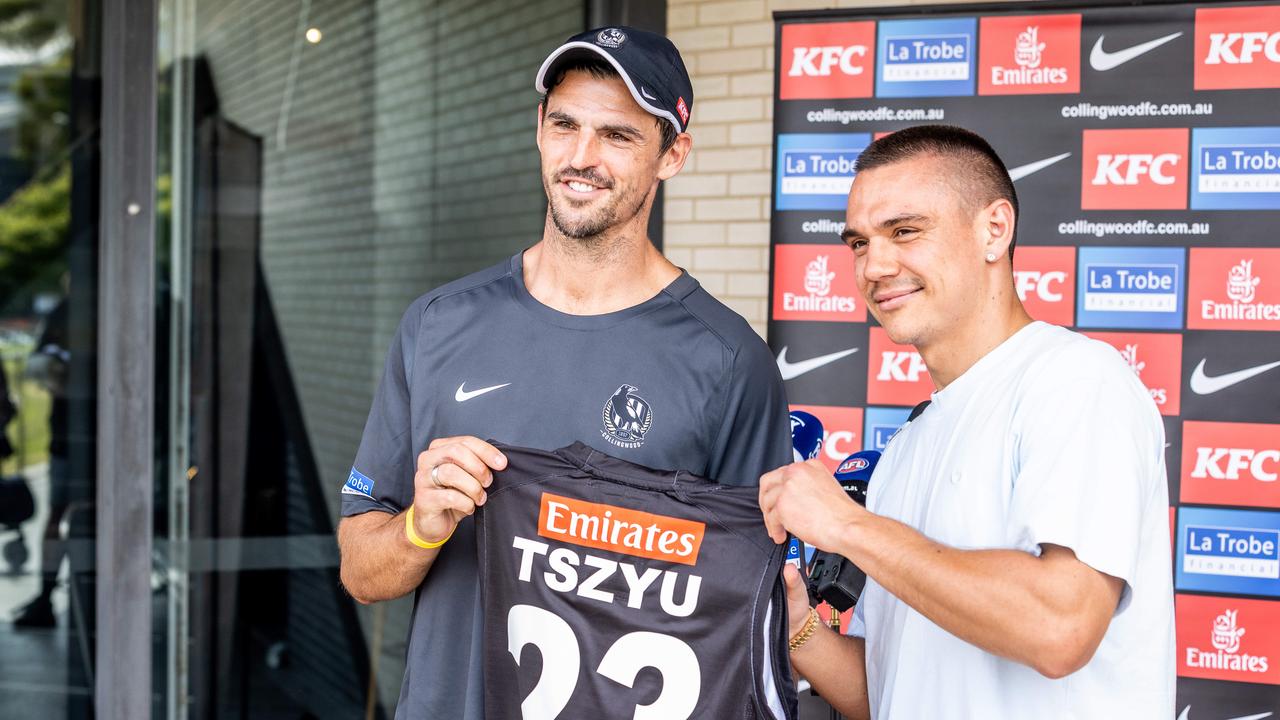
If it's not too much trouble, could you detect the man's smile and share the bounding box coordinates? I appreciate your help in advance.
[872,286,922,311]
[563,179,604,195]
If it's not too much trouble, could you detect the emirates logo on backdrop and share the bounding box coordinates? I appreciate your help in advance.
[1227,259,1261,304]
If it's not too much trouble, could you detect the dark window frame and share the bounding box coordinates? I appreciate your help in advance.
[97,0,157,717]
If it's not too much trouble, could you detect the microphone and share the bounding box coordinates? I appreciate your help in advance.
[833,449,878,505]
[806,450,881,613]
[789,410,824,463]
[787,411,825,569]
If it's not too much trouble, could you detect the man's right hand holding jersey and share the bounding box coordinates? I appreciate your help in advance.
[337,436,507,604]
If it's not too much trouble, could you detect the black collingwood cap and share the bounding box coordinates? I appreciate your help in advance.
[535,27,694,134]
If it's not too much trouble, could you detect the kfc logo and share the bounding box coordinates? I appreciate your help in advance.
[1083,332,1181,415]
[1189,248,1280,330]
[878,352,928,382]
[1177,594,1279,684]
[1093,154,1181,186]
[1181,421,1280,509]
[789,404,864,472]
[1081,129,1189,210]
[1195,5,1280,90]
[867,327,933,406]
[979,14,1081,95]
[1013,246,1075,326]
[773,245,866,322]
[791,46,867,77]
[780,22,876,100]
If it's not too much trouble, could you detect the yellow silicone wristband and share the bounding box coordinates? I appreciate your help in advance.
[405,506,452,549]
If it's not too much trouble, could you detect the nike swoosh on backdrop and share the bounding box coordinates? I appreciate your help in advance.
[1176,707,1272,720]
[1189,358,1280,395]
[1090,32,1183,71]
[455,382,511,402]
[776,346,859,381]
[1008,153,1072,181]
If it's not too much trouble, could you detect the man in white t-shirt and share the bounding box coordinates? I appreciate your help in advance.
[759,125,1175,719]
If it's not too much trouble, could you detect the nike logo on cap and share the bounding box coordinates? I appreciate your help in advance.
[1090,32,1183,71]
[455,382,511,402]
[1189,358,1280,395]
[776,346,859,381]
[640,87,658,101]
[1008,153,1072,181]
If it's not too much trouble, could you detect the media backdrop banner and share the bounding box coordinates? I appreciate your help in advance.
[768,1,1280,715]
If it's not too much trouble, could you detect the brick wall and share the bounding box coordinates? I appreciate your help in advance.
[664,0,1006,338]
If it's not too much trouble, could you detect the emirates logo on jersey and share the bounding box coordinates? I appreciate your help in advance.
[538,492,706,565]
[601,384,653,449]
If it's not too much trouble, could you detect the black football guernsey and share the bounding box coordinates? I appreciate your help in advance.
[341,252,792,719]
[477,442,798,720]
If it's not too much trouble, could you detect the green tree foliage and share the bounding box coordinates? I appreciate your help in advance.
[0,162,68,306]
[0,0,65,49]
[0,0,73,310]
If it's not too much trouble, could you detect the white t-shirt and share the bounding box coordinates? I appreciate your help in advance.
[848,321,1175,719]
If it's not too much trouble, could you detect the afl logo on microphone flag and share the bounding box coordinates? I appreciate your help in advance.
[837,456,869,474]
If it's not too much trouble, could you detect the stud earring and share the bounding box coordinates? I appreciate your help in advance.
[985,253,997,263]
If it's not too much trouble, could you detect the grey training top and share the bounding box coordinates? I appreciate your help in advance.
[341,252,792,720]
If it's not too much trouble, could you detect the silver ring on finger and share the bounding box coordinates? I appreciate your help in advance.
[431,464,442,487]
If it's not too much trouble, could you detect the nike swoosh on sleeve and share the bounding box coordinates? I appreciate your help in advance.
[776,346,859,381]
[1189,358,1280,395]
[1089,32,1183,71]
[1008,153,1072,181]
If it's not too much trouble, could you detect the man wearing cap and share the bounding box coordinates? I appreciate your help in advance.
[336,27,790,719]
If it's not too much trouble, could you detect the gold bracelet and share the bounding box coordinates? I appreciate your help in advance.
[789,607,821,652]
[405,506,453,549]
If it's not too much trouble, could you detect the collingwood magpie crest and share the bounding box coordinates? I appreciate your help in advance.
[602,384,653,449]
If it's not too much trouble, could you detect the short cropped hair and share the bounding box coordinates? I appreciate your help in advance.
[854,125,1019,259]
[542,56,679,156]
